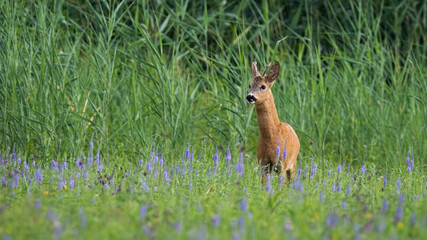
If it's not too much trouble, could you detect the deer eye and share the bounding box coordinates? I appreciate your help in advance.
[249,84,251,89]
[261,85,266,90]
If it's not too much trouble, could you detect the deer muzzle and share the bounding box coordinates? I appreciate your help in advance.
[246,94,257,104]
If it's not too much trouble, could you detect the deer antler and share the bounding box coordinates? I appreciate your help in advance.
[252,61,258,72]
[261,63,271,76]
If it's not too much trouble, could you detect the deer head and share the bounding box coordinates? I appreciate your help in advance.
[246,61,280,104]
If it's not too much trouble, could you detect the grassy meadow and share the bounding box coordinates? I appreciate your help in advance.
[0,0,426,239]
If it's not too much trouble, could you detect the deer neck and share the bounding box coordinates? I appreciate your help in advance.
[255,89,280,142]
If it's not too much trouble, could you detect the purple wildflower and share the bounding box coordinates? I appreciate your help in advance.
[240,198,247,211]
[238,217,244,227]
[35,168,43,182]
[346,184,352,195]
[342,201,346,209]
[163,169,169,182]
[159,152,163,167]
[320,191,325,202]
[331,183,336,192]
[337,164,342,173]
[90,140,94,149]
[336,182,341,192]
[213,147,219,168]
[327,163,331,177]
[58,177,63,190]
[282,139,288,161]
[361,158,366,174]
[69,177,75,188]
[35,200,42,210]
[326,212,339,227]
[409,150,414,171]
[13,175,19,188]
[226,147,231,166]
[382,200,388,213]
[315,182,319,188]
[87,156,93,166]
[311,164,317,180]
[96,151,100,166]
[232,232,240,240]
[23,161,28,171]
[212,215,220,227]
[46,210,58,221]
[139,205,147,218]
[32,160,36,167]
[284,220,292,233]
[97,164,104,172]
[185,142,190,159]
[79,208,87,229]
[266,173,273,194]
[235,151,244,177]
[399,194,405,204]
[394,205,403,222]
[276,138,280,159]
[144,225,152,238]
[396,178,402,194]
[189,181,192,191]
[142,181,149,192]
[146,161,152,174]
[198,227,206,240]
[346,162,350,176]
[1,175,6,187]
[76,157,84,169]
[103,183,108,189]
[154,153,159,165]
[174,221,182,233]
[52,160,58,170]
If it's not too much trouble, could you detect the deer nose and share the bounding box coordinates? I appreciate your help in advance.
[246,94,257,103]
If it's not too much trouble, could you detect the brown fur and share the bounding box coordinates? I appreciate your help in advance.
[248,61,300,184]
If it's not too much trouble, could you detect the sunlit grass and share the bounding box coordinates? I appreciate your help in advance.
[1,1,425,163]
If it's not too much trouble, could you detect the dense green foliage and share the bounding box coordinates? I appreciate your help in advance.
[0,1,426,162]
[0,146,426,239]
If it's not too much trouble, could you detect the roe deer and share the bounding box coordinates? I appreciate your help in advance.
[247,61,300,184]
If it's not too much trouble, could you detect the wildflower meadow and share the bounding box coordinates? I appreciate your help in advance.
[1,1,426,239]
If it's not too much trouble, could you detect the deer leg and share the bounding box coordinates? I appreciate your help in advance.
[260,164,271,185]
[284,157,298,182]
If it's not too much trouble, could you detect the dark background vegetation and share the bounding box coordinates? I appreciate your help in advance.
[1,0,426,164]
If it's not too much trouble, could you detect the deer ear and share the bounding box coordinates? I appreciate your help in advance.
[266,61,280,82]
[251,61,258,78]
